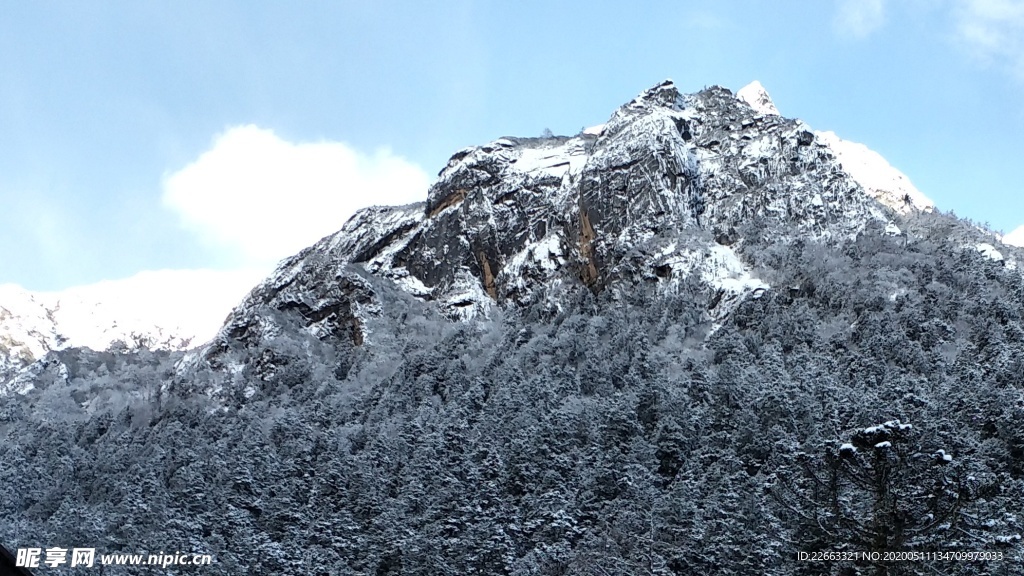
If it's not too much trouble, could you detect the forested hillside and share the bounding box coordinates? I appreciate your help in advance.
[3,81,1023,575]
[3,212,1023,575]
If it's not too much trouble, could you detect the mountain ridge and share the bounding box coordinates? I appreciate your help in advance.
[174,79,956,393]
[0,269,264,388]
[5,80,1022,401]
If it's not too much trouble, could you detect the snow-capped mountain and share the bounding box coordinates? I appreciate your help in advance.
[1003,225,1024,247]
[0,269,264,386]
[735,80,779,116]
[176,79,946,390]
[0,80,996,396]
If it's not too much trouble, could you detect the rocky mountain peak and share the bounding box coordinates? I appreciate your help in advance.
[736,80,780,116]
[175,80,934,390]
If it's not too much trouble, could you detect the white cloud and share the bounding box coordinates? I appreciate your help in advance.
[954,0,1024,79]
[162,125,430,266]
[835,0,887,38]
[1003,224,1024,246]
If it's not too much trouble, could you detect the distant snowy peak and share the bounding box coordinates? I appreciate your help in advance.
[736,80,779,116]
[0,284,61,370]
[46,269,266,350]
[1003,225,1024,248]
[0,269,265,383]
[814,130,934,215]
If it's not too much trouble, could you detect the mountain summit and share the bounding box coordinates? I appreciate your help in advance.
[736,80,779,116]
[178,79,947,389]
[2,80,943,393]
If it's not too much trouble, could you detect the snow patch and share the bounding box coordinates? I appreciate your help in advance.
[391,268,432,299]
[977,243,1004,262]
[515,139,588,178]
[702,245,771,294]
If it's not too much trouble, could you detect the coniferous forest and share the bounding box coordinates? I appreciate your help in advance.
[3,208,1024,575]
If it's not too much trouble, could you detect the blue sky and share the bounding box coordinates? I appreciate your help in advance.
[2,0,1024,291]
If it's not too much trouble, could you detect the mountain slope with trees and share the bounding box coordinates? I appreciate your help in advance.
[2,81,1023,575]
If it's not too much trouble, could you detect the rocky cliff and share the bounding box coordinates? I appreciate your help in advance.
[177,79,941,392]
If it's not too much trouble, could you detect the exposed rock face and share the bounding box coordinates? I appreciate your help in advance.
[735,80,933,215]
[178,80,941,391]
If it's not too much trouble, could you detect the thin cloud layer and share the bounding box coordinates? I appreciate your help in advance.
[834,0,887,38]
[162,125,430,267]
[955,0,1024,79]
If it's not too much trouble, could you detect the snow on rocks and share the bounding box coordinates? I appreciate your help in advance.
[514,138,589,179]
[701,245,770,294]
[814,130,934,215]
[736,80,780,116]
[206,80,931,340]
[122,80,957,394]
